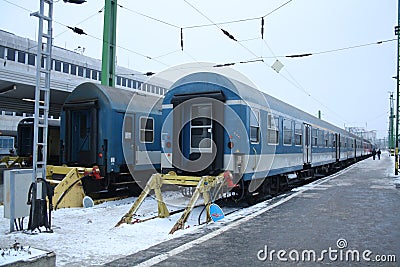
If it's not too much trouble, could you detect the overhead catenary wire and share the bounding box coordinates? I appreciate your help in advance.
[116,3,180,29]
[283,38,396,58]
[182,0,294,29]
[1,0,172,68]
[1,0,104,54]
[180,0,346,124]
[183,0,260,59]
[260,38,351,124]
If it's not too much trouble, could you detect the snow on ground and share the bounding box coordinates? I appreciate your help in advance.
[0,245,48,266]
[0,190,238,266]
[2,153,399,266]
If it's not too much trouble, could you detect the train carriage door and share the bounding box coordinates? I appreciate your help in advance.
[172,94,225,175]
[70,108,97,165]
[303,123,312,165]
[123,114,135,168]
[335,133,340,161]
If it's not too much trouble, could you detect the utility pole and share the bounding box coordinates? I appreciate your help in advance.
[389,92,394,154]
[395,0,400,175]
[30,0,53,226]
[101,0,117,87]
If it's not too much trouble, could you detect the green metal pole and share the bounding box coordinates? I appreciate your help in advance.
[101,0,117,87]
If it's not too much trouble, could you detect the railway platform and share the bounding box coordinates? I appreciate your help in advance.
[105,152,400,266]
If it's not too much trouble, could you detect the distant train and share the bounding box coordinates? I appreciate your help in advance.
[0,135,15,156]
[160,72,372,198]
[16,118,60,165]
[60,82,162,195]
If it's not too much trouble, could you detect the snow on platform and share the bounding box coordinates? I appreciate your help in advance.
[0,190,234,266]
[0,245,53,266]
[1,152,398,266]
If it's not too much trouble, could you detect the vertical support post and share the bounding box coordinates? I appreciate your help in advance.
[9,171,15,232]
[389,93,394,152]
[395,1,400,175]
[101,0,117,87]
[31,0,53,219]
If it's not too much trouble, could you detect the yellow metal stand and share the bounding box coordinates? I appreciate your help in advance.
[115,172,226,234]
[46,165,97,209]
[0,156,28,168]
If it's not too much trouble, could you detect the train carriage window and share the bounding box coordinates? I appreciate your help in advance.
[312,128,318,146]
[318,130,324,147]
[267,115,279,145]
[324,132,329,147]
[191,104,212,152]
[250,109,260,143]
[283,119,293,145]
[140,117,154,143]
[294,122,302,146]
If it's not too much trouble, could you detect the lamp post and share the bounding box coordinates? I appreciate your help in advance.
[395,15,400,174]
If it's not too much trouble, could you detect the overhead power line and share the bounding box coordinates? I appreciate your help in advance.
[183,0,294,29]
[284,38,396,58]
[117,3,180,29]
[2,0,171,67]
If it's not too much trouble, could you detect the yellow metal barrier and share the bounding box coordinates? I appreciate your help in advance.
[46,165,98,209]
[0,156,29,168]
[115,172,226,234]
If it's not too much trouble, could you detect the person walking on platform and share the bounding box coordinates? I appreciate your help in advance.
[372,148,376,160]
[377,149,381,160]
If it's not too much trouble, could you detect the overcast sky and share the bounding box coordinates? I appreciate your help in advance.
[0,0,396,139]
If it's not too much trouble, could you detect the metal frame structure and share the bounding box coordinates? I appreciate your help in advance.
[31,0,53,212]
[389,92,394,153]
[115,172,227,234]
[395,0,400,175]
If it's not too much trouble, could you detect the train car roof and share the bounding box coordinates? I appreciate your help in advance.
[63,82,162,113]
[166,72,362,140]
[18,117,60,127]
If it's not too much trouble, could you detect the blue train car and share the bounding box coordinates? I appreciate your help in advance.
[161,72,370,196]
[60,82,162,194]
